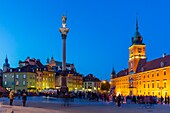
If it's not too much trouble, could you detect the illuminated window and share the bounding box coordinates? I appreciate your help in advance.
[164,70,166,75]
[23,81,26,85]
[16,75,19,78]
[157,82,159,88]
[4,81,7,85]
[152,83,154,88]
[158,92,160,95]
[16,81,19,86]
[4,75,7,78]
[23,74,26,79]
[164,82,166,88]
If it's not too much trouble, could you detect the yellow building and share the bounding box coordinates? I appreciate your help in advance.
[41,69,55,90]
[67,74,83,91]
[111,18,170,98]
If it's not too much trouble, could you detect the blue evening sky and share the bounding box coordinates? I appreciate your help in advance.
[0,0,170,81]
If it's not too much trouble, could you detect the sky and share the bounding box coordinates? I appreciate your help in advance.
[0,0,170,81]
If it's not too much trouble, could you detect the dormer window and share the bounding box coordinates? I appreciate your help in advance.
[160,62,164,67]
[141,67,144,72]
[44,68,46,71]
[18,69,21,72]
[10,69,12,72]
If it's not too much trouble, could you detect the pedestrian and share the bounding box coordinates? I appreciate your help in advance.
[9,90,15,106]
[121,94,124,104]
[63,92,70,107]
[117,94,121,107]
[165,96,167,104]
[22,92,27,106]
[18,91,21,99]
[168,96,170,105]
[161,96,164,104]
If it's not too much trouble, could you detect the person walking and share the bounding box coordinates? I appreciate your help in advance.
[22,92,27,106]
[161,96,164,104]
[9,90,15,106]
[117,94,121,107]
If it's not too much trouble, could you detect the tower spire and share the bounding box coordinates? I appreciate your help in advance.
[136,13,138,31]
[5,55,8,63]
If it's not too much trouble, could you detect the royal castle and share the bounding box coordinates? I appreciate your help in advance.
[110,18,170,98]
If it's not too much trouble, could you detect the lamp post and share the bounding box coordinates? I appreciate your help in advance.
[59,15,69,93]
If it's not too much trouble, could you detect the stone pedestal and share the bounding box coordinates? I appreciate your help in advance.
[60,71,68,93]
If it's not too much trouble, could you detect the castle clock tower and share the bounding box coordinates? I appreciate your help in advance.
[128,17,146,73]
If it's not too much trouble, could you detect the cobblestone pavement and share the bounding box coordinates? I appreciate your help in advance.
[0,97,170,113]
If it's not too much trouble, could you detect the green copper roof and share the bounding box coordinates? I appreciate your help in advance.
[131,16,144,45]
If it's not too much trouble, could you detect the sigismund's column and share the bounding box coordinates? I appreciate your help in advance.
[59,15,69,93]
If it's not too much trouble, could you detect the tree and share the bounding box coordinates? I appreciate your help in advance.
[101,80,110,91]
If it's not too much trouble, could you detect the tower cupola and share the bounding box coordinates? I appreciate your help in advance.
[131,17,144,45]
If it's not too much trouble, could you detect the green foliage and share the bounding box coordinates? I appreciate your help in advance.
[101,82,110,91]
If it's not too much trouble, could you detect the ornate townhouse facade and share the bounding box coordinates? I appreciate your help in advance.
[83,74,101,92]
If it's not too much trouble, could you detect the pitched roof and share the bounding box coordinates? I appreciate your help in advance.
[117,68,129,77]
[55,61,72,67]
[4,65,37,73]
[116,55,170,78]
[136,55,170,73]
[83,74,101,82]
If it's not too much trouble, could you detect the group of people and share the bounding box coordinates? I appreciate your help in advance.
[112,94,170,107]
[9,90,27,106]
